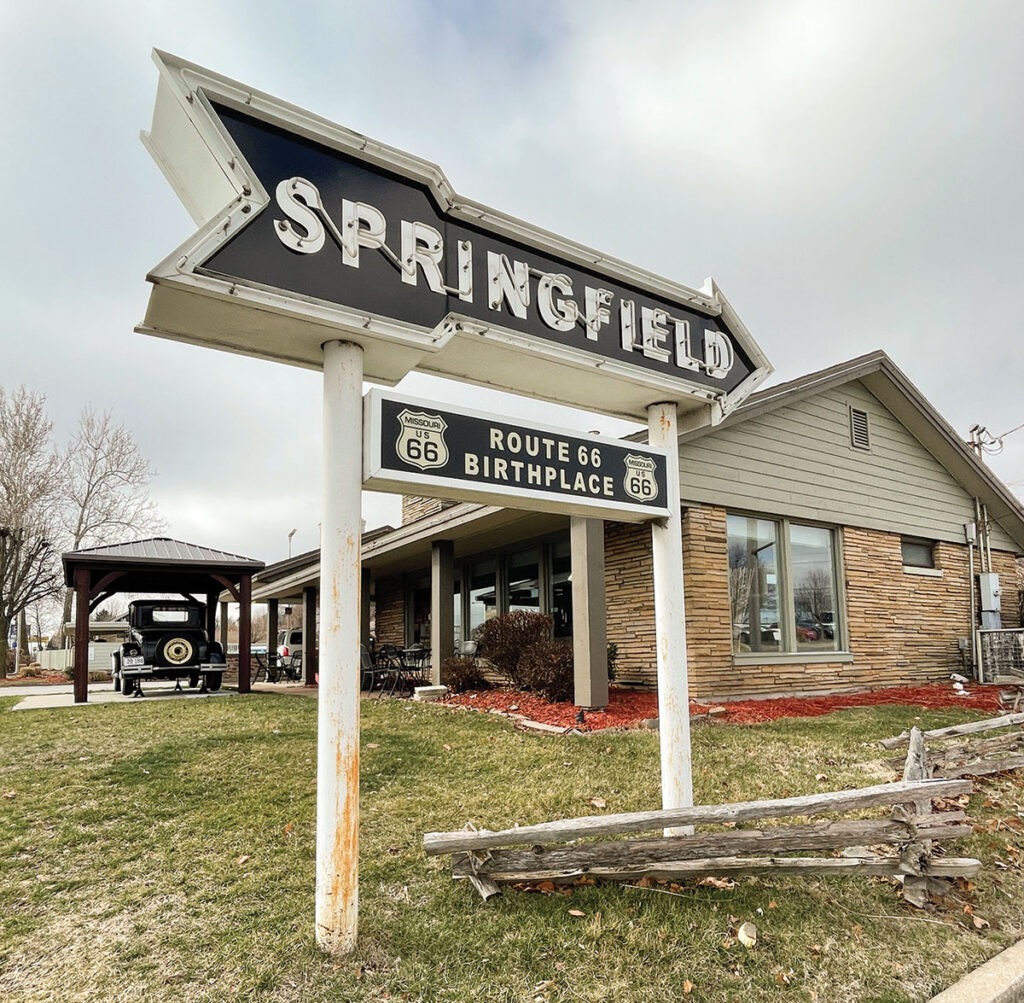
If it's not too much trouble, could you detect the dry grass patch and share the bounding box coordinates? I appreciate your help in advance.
[1,695,1022,1001]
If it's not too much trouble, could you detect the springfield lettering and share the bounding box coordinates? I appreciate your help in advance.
[273,176,734,380]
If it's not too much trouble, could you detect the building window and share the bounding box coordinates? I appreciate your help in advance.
[850,406,870,449]
[727,515,781,653]
[468,559,498,635]
[727,513,842,655]
[901,536,935,569]
[507,547,540,613]
[550,539,572,639]
[790,524,840,652]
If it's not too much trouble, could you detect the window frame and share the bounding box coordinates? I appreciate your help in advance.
[727,510,851,663]
[900,535,936,571]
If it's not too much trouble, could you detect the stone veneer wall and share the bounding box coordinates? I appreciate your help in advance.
[374,578,406,645]
[603,505,1021,700]
[603,521,656,687]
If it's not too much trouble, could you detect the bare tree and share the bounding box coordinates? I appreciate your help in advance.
[55,408,164,645]
[0,387,65,672]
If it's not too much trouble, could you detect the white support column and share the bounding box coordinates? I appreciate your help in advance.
[647,402,693,835]
[316,340,364,955]
[570,517,608,710]
[430,540,455,685]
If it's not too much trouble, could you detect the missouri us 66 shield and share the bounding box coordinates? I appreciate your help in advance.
[395,409,449,470]
[623,453,660,502]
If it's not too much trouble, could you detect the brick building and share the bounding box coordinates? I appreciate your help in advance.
[251,352,1024,705]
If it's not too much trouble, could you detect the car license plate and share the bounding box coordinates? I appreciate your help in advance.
[122,656,145,667]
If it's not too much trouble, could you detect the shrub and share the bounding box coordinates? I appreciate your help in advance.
[476,611,552,686]
[607,642,619,682]
[440,655,489,694]
[518,640,575,703]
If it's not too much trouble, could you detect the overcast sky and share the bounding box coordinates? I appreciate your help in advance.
[3,1,1023,565]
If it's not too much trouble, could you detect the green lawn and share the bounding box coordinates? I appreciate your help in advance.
[1,693,1022,1002]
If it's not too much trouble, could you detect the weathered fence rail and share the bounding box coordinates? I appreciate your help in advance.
[425,773,978,904]
[880,712,1024,780]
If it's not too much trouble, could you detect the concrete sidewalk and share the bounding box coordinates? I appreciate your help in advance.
[10,685,235,711]
[1,682,115,698]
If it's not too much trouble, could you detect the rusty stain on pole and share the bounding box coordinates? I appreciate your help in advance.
[647,402,694,836]
[316,339,363,955]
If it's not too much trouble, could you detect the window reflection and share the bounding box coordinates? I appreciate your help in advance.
[790,524,839,652]
[469,559,497,636]
[727,515,781,653]
[550,539,572,639]
[507,548,540,614]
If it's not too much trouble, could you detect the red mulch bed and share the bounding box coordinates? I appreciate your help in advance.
[445,682,1006,731]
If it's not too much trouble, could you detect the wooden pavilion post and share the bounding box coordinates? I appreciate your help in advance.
[73,567,90,704]
[238,574,252,694]
[205,591,218,644]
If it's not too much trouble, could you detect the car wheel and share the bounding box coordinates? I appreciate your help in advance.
[122,675,135,697]
[205,672,223,692]
[188,672,200,688]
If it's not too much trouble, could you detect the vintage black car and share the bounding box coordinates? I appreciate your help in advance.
[112,600,226,695]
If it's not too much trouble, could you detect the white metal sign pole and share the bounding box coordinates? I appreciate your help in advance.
[316,339,364,955]
[647,402,694,836]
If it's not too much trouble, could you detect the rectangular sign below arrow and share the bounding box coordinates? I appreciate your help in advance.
[362,390,670,523]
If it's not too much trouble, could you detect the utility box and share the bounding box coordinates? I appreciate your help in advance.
[979,573,1002,612]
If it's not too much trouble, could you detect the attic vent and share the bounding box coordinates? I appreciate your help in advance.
[850,407,870,449]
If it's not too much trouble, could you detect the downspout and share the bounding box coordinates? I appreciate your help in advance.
[967,523,978,681]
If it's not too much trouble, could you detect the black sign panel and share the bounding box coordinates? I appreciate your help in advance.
[200,103,755,396]
[363,391,670,523]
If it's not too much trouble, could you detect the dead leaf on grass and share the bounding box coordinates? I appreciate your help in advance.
[366,743,379,749]
[683,980,695,995]
[283,822,294,837]
[443,743,453,751]
[588,797,607,809]
[236,855,250,866]
[2,791,15,799]
[698,876,735,889]
[972,915,990,930]
[568,909,585,917]
[737,922,757,948]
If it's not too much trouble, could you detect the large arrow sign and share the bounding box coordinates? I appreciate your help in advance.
[140,52,772,421]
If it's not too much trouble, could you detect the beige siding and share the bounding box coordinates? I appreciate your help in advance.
[678,381,1017,551]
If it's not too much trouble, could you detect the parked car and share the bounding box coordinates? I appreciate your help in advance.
[277,628,303,664]
[111,600,226,695]
[820,611,836,640]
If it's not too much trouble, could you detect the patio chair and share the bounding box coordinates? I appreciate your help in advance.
[360,643,390,694]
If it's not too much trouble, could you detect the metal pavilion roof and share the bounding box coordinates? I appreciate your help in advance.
[62,537,264,588]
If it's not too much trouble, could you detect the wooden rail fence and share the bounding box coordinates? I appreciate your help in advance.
[424,771,979,904]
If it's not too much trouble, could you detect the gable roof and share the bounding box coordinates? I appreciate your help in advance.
[678,351,1024,551]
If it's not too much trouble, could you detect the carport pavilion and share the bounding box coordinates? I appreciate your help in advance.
[63,538,264,703]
